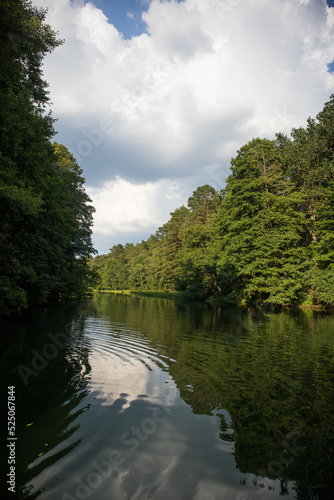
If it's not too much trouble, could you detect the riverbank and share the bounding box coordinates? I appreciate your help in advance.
[96,290,334,311]
[97,290,183,300]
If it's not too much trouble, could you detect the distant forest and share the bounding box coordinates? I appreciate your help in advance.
[0,0,96,315]
[92,95,334,307]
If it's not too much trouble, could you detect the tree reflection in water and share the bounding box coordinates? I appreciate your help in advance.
[1,296,333,499]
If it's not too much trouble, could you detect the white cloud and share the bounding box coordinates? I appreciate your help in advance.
[142,0,213,60]
[33,0,334,252]
[87,177,184,237]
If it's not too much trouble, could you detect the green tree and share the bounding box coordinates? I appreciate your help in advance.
[46,143,96,298]
[187,184,221,224]
[155,205,189,290]
[215,138,309,305]
[304,186,334,305]
[101,244,129,290]
[277,95,334,305]
[277,95,334,240]
[174,186,221,299]
[0,1,95,314]
[127,241,152,290]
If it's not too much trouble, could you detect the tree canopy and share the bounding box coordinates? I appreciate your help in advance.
[0,0,95,315]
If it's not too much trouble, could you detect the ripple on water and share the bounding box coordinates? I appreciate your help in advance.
[82,317,177,407]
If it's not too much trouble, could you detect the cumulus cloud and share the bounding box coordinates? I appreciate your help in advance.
[33,0,334,252]
[87,177,184,237]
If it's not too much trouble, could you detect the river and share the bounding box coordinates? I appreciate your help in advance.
[1,293,334,500]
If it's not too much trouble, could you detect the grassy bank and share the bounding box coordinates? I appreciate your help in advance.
[96,290,183,300]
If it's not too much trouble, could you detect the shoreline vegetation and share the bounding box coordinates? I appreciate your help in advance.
[91,95,334,310]
[94,290,334,311]
[97,290,183,300]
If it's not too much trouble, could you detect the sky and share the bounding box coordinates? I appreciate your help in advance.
[31,0,334,255]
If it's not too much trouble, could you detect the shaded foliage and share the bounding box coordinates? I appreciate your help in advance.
[0,1,95,314]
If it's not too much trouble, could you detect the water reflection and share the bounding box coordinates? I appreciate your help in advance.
[89,294,334,500]
[0,295,333,499]
[0,302,93,499]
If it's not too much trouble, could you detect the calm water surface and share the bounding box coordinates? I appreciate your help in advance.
[1,293,334,500]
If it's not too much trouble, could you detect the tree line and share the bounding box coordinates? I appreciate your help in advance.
[92,95,334,307]
[0,0,96,315]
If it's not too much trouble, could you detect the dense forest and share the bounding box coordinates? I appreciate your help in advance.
[0,0,96,315]
[92,96,334,307]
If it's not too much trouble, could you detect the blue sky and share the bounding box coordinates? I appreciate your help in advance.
[91,0,334,74]
[35,0,334,254]
[93,0,334,38]
[92,0,148,38]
